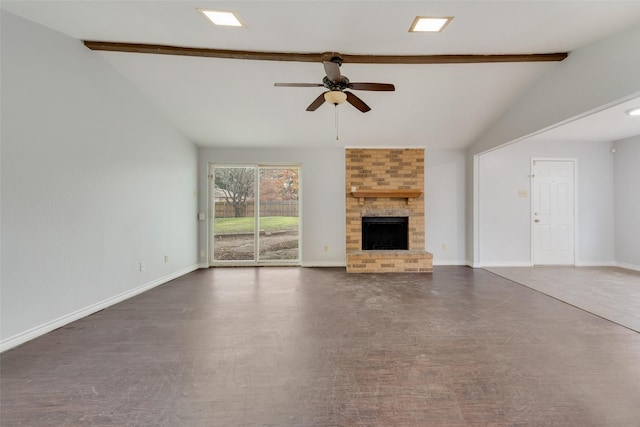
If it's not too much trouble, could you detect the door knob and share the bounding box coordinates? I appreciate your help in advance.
[534,219,540,223]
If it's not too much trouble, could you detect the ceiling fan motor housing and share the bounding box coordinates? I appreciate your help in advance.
[323,75,349,91]
[328,55,343,66]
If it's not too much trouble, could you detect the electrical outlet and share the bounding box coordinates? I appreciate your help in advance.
[442,244,447,251]
[139,261,145,272]
[164,255,169,263]
[324,245,328,252]
[200,250,205,258]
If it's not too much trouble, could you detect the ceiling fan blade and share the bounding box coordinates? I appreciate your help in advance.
[345,91,371,113]
[348,82,395,91]
[275,83,324,87]
[323,61,342,83]
[306,92,328,111]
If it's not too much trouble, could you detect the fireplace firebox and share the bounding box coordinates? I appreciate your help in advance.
[361,217,409,250]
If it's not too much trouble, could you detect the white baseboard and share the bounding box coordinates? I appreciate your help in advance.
[433,260,468,266]
[301,261,347,268]
[575,261,616,267]
[0,264,202,353]
[614,261,640,272]
[476,261,533,268]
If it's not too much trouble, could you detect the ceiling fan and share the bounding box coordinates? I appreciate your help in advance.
[274,55,395,113]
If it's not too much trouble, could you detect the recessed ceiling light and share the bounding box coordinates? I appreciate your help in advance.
[409,16,453,33]
[626,107,640,117]
[198,9,244,27]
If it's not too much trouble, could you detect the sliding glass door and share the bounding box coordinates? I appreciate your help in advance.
[258,167,300,261]
[212,166,256,261]
[210,165,300,265]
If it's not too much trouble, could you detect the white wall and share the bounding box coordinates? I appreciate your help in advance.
[614,136,640,270]
[198,147,467,266]
[1,11,199,350]
[478,140,615,266]
[425,150,467,264]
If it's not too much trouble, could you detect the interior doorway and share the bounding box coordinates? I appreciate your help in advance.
[209,164,301,265]
[531,159,576,265]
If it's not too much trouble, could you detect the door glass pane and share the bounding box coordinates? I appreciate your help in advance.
[213,167,256,261]
[258,167,299,261]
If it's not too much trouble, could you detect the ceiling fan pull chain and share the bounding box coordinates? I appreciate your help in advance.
[335,104,339,140]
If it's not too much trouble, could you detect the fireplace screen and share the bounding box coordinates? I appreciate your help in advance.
[362,217,408,250]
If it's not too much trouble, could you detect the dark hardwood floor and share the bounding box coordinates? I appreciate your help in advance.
[2,267,639,426]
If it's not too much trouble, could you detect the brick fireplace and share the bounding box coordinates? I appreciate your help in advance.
[345,148,433,273]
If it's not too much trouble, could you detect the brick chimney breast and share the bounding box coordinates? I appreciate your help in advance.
[345,149,433,273]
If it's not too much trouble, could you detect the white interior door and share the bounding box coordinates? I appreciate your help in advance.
[532,159,575,265]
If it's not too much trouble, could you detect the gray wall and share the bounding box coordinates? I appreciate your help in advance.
[1,11,199,350]
[614,135,640,268]
[477,140,615,266]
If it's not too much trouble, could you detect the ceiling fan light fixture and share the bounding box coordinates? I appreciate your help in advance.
[626,107,640,117]
[324,91,347,105]
[198,9,244,27]
[409,16,453,32]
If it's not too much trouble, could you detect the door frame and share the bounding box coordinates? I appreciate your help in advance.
[530,157,578,266]
[208,163,302,267]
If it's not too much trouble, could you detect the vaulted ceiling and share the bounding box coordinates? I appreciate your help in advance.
[3,1,640,149]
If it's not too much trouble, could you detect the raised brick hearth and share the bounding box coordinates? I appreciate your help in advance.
[346,148,433,273]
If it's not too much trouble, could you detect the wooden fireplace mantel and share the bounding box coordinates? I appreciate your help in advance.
[351,189,422,205]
